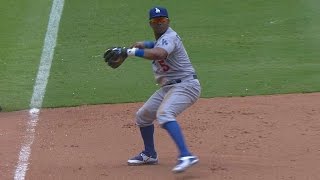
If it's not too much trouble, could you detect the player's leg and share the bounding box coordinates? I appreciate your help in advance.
[157,80,201,172]
[159,80,201,156]
[127,89,165,165]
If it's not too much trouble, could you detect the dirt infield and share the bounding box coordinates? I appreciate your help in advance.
[1,93,320,180]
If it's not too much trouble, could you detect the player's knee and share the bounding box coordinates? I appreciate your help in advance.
[135,108,154,127]
[156,110,175,125]
[135,108,144,120]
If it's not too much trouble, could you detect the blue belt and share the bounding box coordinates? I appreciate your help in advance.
[164,74,198,86]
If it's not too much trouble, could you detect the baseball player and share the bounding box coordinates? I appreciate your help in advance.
[104,6,201,173]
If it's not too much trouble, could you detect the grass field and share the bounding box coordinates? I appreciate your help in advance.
[1,0,320,111]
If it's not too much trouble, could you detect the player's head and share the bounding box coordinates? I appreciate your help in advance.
[149,6,168,20]
[149,6,170,35]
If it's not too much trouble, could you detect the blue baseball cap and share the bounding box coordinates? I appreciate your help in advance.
[149,6,169,20]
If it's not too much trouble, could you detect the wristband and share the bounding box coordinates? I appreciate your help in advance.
[143,41,155,48]
[127,48,145,57]
[135,49,144,57]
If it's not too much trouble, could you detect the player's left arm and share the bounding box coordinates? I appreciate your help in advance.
[127,47,168,61]
[127,38,174,61]
[103,38,171,68]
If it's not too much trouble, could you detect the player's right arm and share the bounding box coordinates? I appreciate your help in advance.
[132,41,155,49]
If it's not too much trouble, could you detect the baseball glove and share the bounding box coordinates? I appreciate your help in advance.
[103,47,128,69]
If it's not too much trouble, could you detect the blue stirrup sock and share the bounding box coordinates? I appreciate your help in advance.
[140,124,156,156]
[163,121,191,157]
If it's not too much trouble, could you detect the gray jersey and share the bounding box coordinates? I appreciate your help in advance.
[152,27,196,86]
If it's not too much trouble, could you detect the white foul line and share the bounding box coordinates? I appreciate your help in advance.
[14,0,64,179]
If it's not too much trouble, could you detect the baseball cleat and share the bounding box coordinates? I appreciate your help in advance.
[127,152,158,165]
[172,155,199,173]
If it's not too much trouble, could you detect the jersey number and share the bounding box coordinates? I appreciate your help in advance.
[158,59,170,72]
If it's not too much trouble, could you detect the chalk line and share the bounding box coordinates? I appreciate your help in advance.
[14,0,64,179]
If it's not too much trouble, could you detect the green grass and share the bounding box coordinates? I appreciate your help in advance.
[1,0,320,111]
[0,0,51,111]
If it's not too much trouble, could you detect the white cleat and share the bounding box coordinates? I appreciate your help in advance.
[172,156,199,173]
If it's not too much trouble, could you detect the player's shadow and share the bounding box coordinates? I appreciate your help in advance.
[174,174,201,180]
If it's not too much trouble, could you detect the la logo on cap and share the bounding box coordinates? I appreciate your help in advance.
[155,8,160,13]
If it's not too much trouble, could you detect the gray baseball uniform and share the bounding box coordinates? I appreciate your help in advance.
[136,27,201,126]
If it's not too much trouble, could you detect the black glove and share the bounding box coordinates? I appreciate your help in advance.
[103,47,128,69]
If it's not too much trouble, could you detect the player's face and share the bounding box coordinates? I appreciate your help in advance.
[149,17,169,34]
